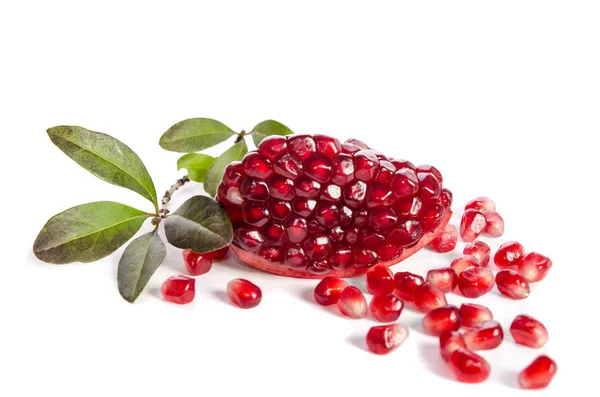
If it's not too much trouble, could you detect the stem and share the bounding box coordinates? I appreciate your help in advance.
[151,175,190,225]
[234,129,247,144]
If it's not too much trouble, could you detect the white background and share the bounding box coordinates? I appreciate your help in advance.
[1,1,598,396]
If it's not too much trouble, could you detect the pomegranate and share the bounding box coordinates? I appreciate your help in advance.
[313,276,349,306]
[366,323,410,355]
[161,275,195,304]
[459,209,487,242]
[518,356,557,389]
[428,224,458,253]
[448,348,491,383]
[494,241,525,268]
[465,196,496,212]
[510,315,549,348]
[426,267,458,293]
[495,270,530,299]
[439,330,467,362]
[518,252,552,282]
[369,294,404,322]
[459,303,493,327]
[482,210,504,237]
[394,271,425,302]
[462,320,504,350]
[457,267,495,298]
[366,265,395,295]
[422,305,462,336]
[226,278,262,308]
[462,241,490,266]
[337,286,367,319]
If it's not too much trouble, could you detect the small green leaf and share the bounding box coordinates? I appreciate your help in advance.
[33,202,150,264]
[251,119,294,146]
[177,153,216,183]
[203,140,248,197]
[118,231,166,303]
[159,118,235,153]
[164,196,233,253]
[47,126,158,211]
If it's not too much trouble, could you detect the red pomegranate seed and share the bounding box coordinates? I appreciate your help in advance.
[463,241,491,266]
[259,244,283,263]
[366,183,394,209]
[345,138,369,149]
[183,249,212,276]
[313,277,349,306]
[241,152,274,180]
[366,265,395,295]
[353,246,379,268]
[457,267,495,298]
[462,320,504,350]
[342,143,361,153]
[459,303,493,327]
[343,180,367,209]
[390,159,415,171]
[395,196,422,217]
[331,153,355,186]
[390,169,419,198]
[426,267,458,293]
[285,245,308,269]
[258,135,288,160]
[288,135,316,160]
[459,209,487,242]
[394,271,425,302]
[242,201,270,227]
[510,315,549,348]
[366,323,409,355]
[416,164,443,184]
[450,255,479,275]
[329,245,353,269]
[337,286,368,319]
[369,294,404,322]
[374,160,396,183]
[268,199,291,221]
[313,134,342,159]
[421,202,446,232]
[233,227,264,252]
[307,259,332,275]
[226,278,262,309]
[465,196,496,212]
[518,356,557,389]
[428,224,458,253]
[377,243,403,261]
[304,154,332,183]
[496,270,530,299]
[494,241,525,268]
[320,184,342,203]
[161,275,195,304]
[223,161,245,186]
[439,330,467,361]
[388,219,423,247]
[422,305,462,336]
[240,178,269,201]
[483,210,504,237]
[274,153,303,180]
[417,172,441,199]
[268,176,295,201]
[449,348,491,383]
[367,208,398,233]
[412,282,448,313]
[440,188,453,207]
[354,150,379,182]
[518,252,553,282]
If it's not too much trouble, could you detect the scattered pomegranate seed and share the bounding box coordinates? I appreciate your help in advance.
[465,196,496,212]
[337,286,368,319]
[394,271,425,302]
[494,241,525,268]
[518,356,557,389]
[462,241,491,266]
[518,252,553,282]
[462,320,504,350]
[370,294,404,322]
[313,277,349,306]
[457,267,495,298]
[450,255,479,275]
[449,348,491,383]
[366,265,395,295]
[422,305,462,336]
[226,278,262,309]
[439,330,467,361]
[183,249,212,276]
[460,209,487,242]
[459,303,493,327]
[412,282,448,313]
[496,270,531,300]
[428,224,458,253]
[426,267,458,293]
[366,323,410,355]
[161,275,195,304]
[483,210,504,237]
[510,315,549,348]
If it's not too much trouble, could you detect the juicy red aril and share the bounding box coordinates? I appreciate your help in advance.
[284,217,308,243]
[390,159,415,170]
[339,206,353,226]
[240,178,269,201]
[304,154,332,183]
[285,245,308,269]
[343,180,367,208]
[518,252,552,282]
[389,219,423,247]
[233,227,264,252]
[366,323,409,355]
[314,276,349,305]
[439,331,467,362]
[421,202,445,231]
[368,208,398,232]
[519,356,557,389]
[377,244,403,261]
[274,153,303,180]
[288,135,316,160]
[331,153,355,186]
[496,270,530,300]
[242,201,270,227]
[268,176,295,200]
[460,209,487,242]
[353,246,379,267]
[337,286,367,319]
[258,135,288,160]
[390,169,419,198]
[313,134,342,159]
[463,241,491,266]
[342,143,361,153]
[241,152,274,180]
[428,224,458,253]
[394,271,424,302]
[494,241,525,268]
[359,228,385,249]
[465,196,496,212]
[366,264,395,295]
[483,210,504,237]
[223,161,245,186]
[354,209,368,226]
[354,150,379,181]
[459,303,493,327]
[462,320,504,350]
[370,294,404,322]
[450,255,479,275]
[307,259,331,275]
[314,203,340,228]
[440,188,453,207]
[328,226,345,242]
[417,172,441,199]
[303,235,332,260]
[294,176,321,198]
[412,282,447,313]
[218,184,243,207]
[345,138,369,149]
[366,183,394,208]
[510,315,549,348]
[268,199,291,221]
[227,278,262,308]
[416,164,443,184]
[320,184,342,202]
[263,223,285,245]
[259,244,283,263]
[374,160,396,183]
[395,197,422,218]
[183,249,212,276]
[292,198,317,217]
[329,245,353,269]
[422,305,461,336]
[161,275,195,304]
[449,348,491,383]
[458,267,495,298]
[426,267,458,293]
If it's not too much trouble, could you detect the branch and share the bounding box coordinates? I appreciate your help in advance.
[151,175,190,225]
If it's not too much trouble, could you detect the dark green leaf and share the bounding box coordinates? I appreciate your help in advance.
[164,196,233,253]
[33,202,150,264]
[118,231,166,303]
[203,140,248,197]
[177,153,215,183]
[47,126,158,211]
[251,119,294,146]
[159,118,235,153]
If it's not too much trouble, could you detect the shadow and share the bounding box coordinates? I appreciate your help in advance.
[149,286,162,300]
[405,317,427,336]
[416,343,453,380]
[346,333,368,352]
[212,289,231,305]
[500,370,521,389]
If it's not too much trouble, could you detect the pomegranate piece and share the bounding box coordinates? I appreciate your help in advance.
[412,282,447,313]
[518,252,552,282]
[449,348,491,383]
[465,196,496,212]
[428,224,457,253]
[459,209,487,242]
[226,278,262,309]
[459,303,493,327]
[422,305,462,336]
[370,294,404,322]
[483,210,504,237]
[494,241,525,268]
[450,255,479,275]
[439,330,467,362]
[463,241,491,266]
[313,276,349,306]
[510,315,549,348]
[462,320,504,350]
[366,323,409,355]
[366,265,395,295]
[518,356,557,389]
[183,249,212,276]
[496,270,530,300]
[457,267,495,298]
[337,286,368,319]
[161,275,195,304]
[426,267,458,293]
[394,271,425,302]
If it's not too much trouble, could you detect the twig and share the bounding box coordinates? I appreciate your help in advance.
[151,175,190,225]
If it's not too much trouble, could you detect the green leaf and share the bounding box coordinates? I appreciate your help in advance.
[251,119,294,146]
[159,118,235,153]
[47,126,158,211]
[203,140,248,197]
[33,202,150,264]
[118,231,166,303]
[164,196,233,254]
[177,153,215,183]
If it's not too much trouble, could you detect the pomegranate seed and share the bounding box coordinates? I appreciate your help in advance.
[462,320,504,350]
[420,202,445,232]
[494,241,525,268]
[368,208,398,233]
[459,209,487,242]
[242,201,270,227]
[223,161,245,186]
[518,356,557,389]
[273,153,303,180]
[161,275,195,304]
[313,134,342,159]
[440,188,453,207]
[457,267,495,298]
[496,270,530,299]
[483,210,504,237]
[412,282,447,313]
[314,202,340,228]
[303,235,333,260]
[449,348,491,383]
[268,176,295,201]
[263,223,285,246]
[377,243,403,261]
[313,277,349,306]
[320,184,342,203]
[233,227,264,252]
[283,217,308,244]
[183,249,212,276]
[292,198,317,217]
[450,255,479,275]
[463,241,491,266]
[258,135,288,160]
[329,245,353,270]
[459,303,493,327]
[422,305,462,336]
[354,150,379,182]
[395,196,422,218]
[337,286,368,319]
[304,154,332,183]
[268,199,291,221]
[374,160,396,183]
[285,245,308,269]
[241,152,274,180]
[388,219,423,247]
[390,169,419,198]
[417,172,441,199]
[394,271,425,302]
[226,278,262,309]
[518,252,552,282]
[426,267,458,293]
[465,196,496,212]
[345,138,369,149]
[416,164,443,184]
[342,143,361,153]
[366,265,395,295]
[366,323,409,355]
[390,159,415,170]
[510,315,549,348]
[366,183,394,209]
[331,153,355,186]
[439,330,467,361]
[328,226,345,242]
[240,178,269,201]
[369,294,404,322]
[343,180,367,209]
[353,246,379,268]
[288,135,316,160]
[429,224,458,253]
